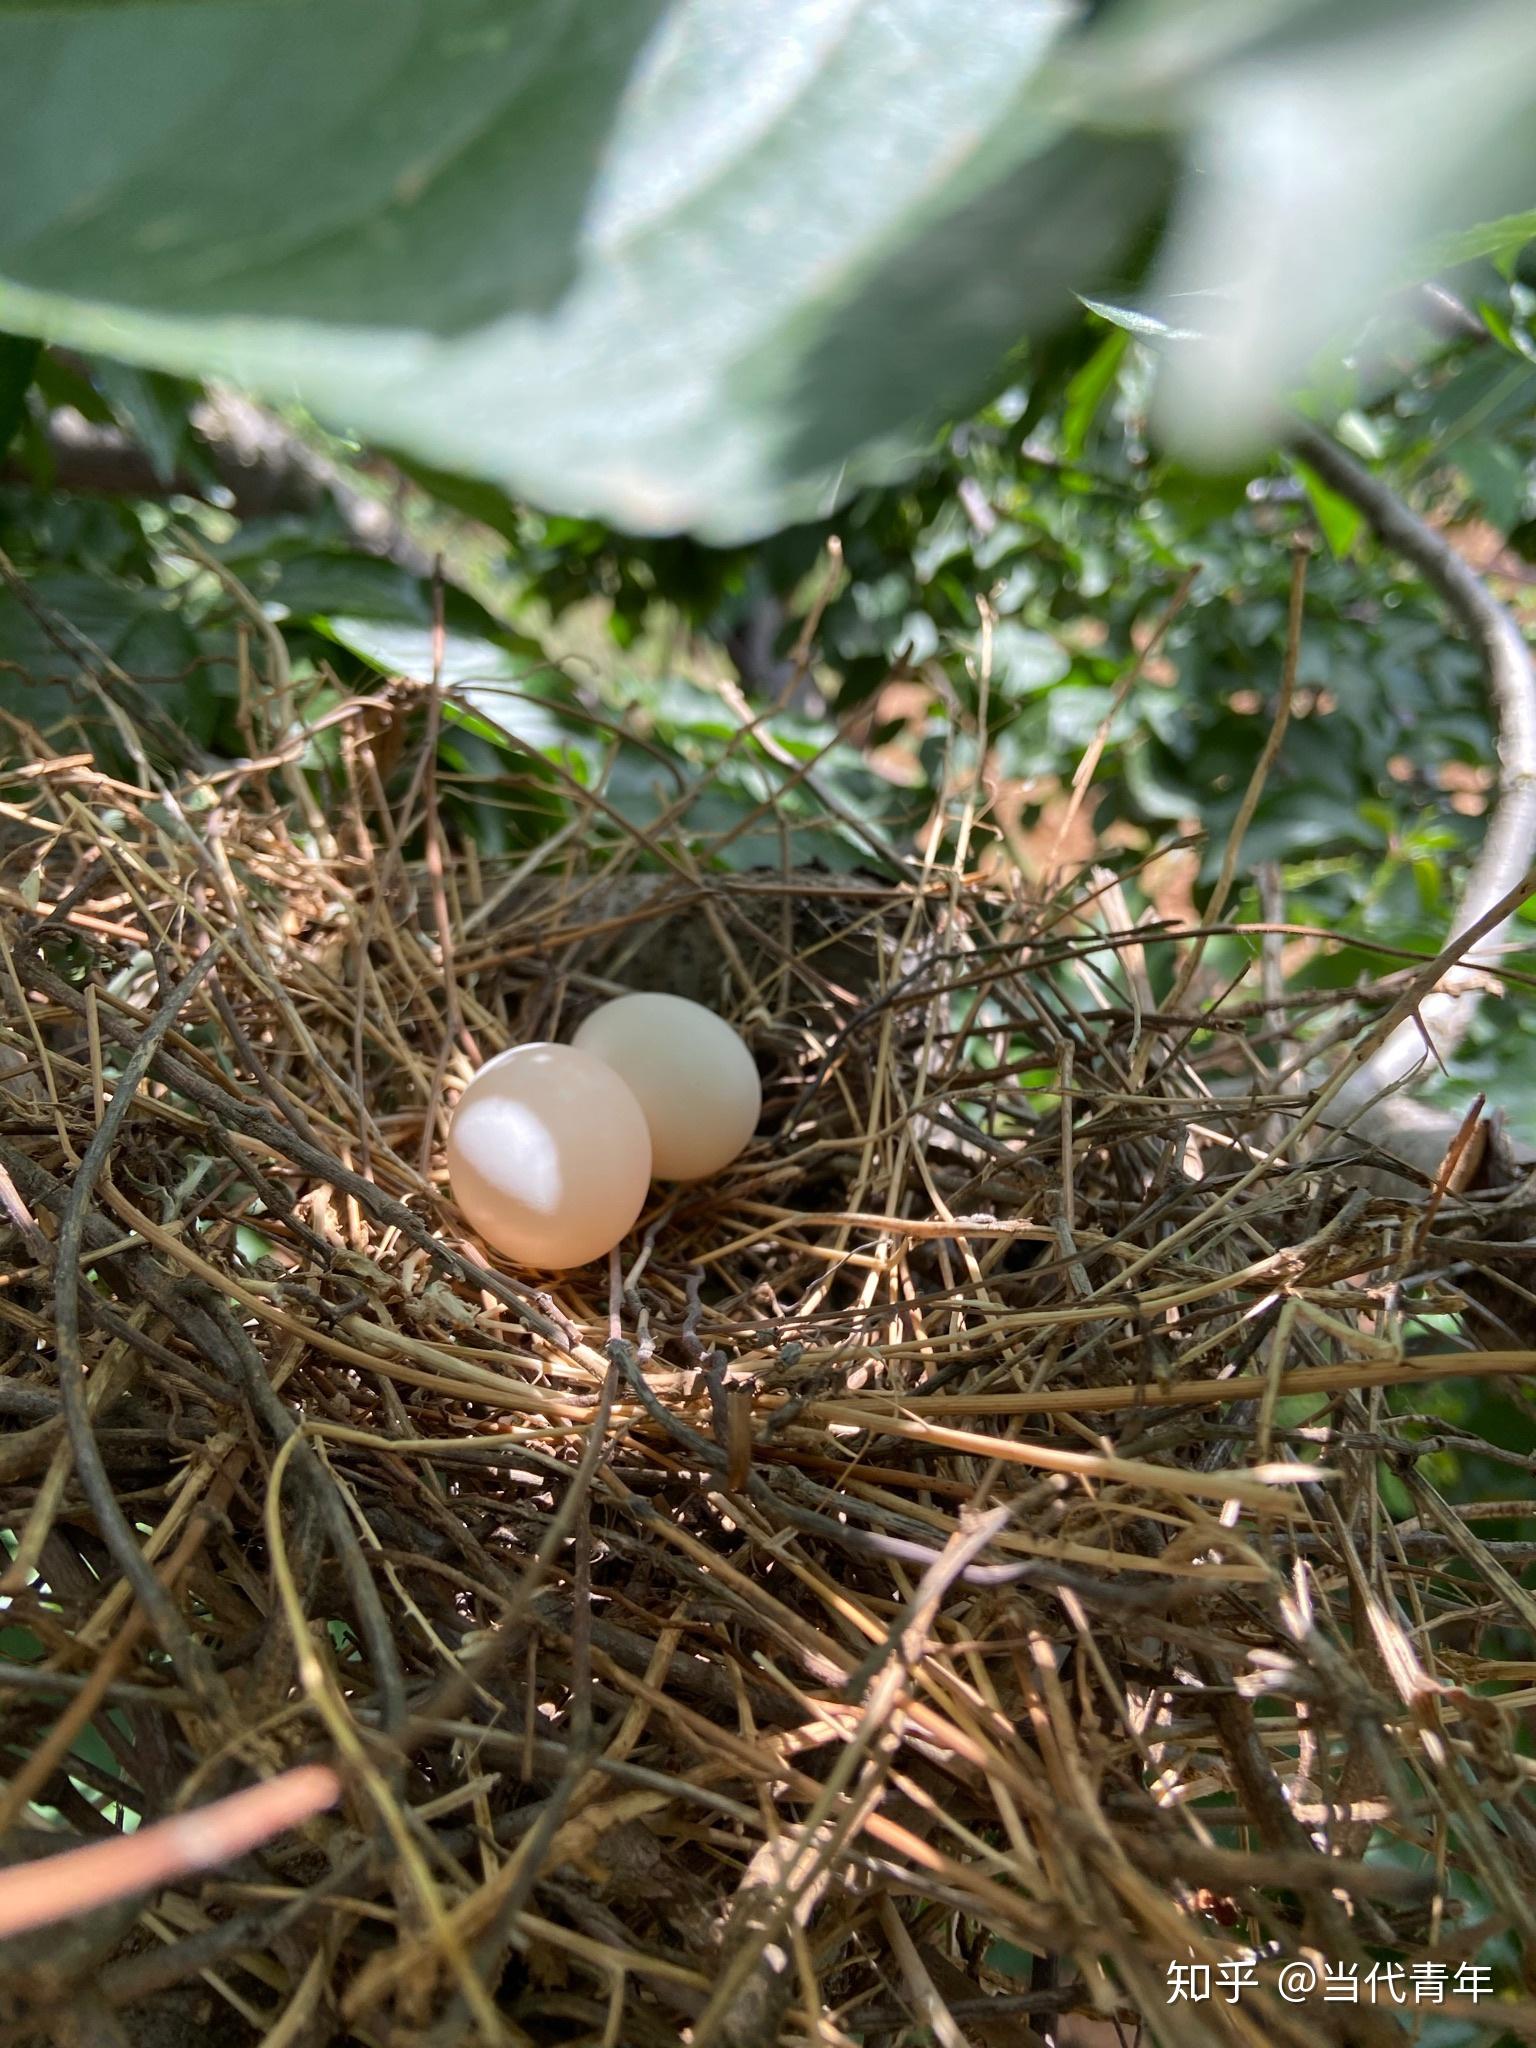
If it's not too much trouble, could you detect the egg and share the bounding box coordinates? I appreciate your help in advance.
[572,992,761,1181]
[445,1043,652,1269]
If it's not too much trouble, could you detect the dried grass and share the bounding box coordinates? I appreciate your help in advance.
[1,645,1535,2048]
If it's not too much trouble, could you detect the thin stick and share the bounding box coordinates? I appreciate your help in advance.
[0,1766,339,1942]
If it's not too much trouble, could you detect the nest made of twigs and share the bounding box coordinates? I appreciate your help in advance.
[1,679,1534,2048]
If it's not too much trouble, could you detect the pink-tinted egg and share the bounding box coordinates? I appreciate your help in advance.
[573,992,761,1181]
[445,1043,651,1269]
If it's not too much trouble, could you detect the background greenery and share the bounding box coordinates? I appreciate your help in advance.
[7,251,1536,1114]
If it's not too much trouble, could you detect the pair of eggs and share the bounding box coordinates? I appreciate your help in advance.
[445,992,761,1269]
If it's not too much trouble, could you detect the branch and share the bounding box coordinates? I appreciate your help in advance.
[1290,424,1536,1181]
[5,392,434,575]
[0,1766,339,1943]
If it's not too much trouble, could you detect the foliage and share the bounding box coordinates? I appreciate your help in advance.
[1,0,1535,535]
[511,286,1535,967]
[0,391,924,877]
[7,254,1536,910]
[7,269,1536,1136]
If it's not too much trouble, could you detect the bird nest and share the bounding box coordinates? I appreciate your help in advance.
[0,681,1534,2048]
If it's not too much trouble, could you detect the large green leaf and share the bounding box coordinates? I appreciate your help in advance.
[0,0,1161,541]
[1144,0,1536,463]
[4,0,1534,531]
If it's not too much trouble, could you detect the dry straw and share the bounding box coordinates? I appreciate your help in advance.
[0,589,1534,2048]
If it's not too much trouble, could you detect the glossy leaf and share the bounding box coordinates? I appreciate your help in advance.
[314,616,566,754]
[0,0,1160,541]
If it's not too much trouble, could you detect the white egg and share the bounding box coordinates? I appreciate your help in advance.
[573,992,761,1181]
[445,1042,651,1269]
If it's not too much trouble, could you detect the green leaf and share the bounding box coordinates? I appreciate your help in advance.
[1059,326,1128,462]
[232,549,436,627]
[1123,737,1198,822]
[0,567,171,672]
[32,347,113,425]
[387,454,526,545]
[986,622,1071,695]
[219,543,516,646]
[1076,296,1200,344]
[319,614,540,685]
[1425,207,1536,270]
[90,360,195,486]
[1475,297,1519,352]
[0,330,38,456]
[0,0,1163,541]
[1458,438,1527,534]
[1289,453,1365,559]
[1200,786,1384,879]
[316,615,577,760]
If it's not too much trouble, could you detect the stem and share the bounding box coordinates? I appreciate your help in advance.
[1290,424,1536,1176]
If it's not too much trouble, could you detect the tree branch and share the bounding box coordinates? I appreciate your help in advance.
[5,392,434,575]
[1290,424,1536,1181]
